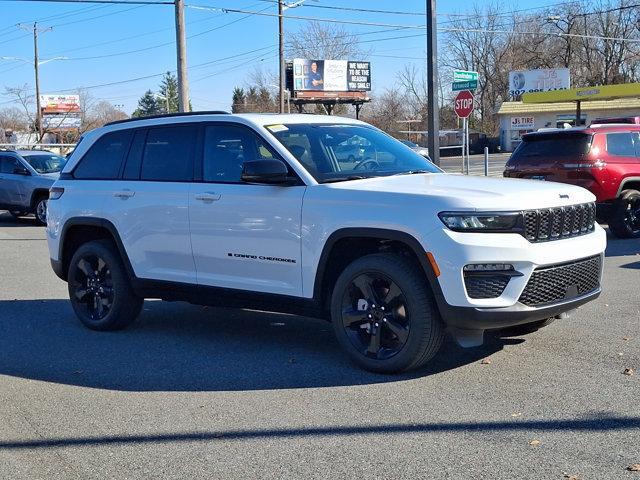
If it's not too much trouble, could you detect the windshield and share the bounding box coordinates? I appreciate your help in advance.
[21,154,67,174]
[267,124,441,183]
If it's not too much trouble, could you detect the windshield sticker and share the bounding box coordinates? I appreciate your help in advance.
[266,124,289,133]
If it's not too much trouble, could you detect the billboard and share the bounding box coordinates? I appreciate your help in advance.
[40,94,81,114]
[291,59,371,93]
[508,69,570,99]
[41,113,81,130]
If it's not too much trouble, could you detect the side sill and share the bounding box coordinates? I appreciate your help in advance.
[131,278,328,320]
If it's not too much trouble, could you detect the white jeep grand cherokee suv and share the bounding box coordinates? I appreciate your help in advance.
[46,112,606,373]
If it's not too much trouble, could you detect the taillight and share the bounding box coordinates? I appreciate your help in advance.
[49,187,64,200]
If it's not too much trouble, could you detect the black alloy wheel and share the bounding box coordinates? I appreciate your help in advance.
[609,189,640,239]
[622,194,640,235]
[341,272,410,360]
[331,253,444,373]
[70,254,114,321]
[67,240,143,330]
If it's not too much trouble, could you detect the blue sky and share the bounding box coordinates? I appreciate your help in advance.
[0,0,555,113]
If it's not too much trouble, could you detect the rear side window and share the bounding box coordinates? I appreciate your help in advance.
[140,126,196,182]
[74,130,133,179]
[0,155,22,174]
[606,132,637,157]
[515,135,592,158]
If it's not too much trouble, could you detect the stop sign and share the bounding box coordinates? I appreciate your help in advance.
[454,90,474,118]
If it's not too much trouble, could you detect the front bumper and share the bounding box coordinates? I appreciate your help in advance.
[439,288,600,331]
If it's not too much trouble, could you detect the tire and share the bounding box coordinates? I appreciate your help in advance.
[608,189,640,239]
[331,253,444,374]
[34,196,48,226]
[499,317,555,337]
[67,239,143,331]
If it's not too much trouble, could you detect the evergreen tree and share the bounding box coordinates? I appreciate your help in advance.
[132,90,161,118]
[231,87,246,113]
[158,71,179,114]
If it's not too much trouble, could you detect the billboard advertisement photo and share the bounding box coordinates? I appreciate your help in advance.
[508,69,570,99]
[292,59,371,93]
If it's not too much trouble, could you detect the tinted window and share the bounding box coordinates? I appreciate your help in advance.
[122,130,147,180]
[606,132,637,157]
[515,134,592,158]
[0,156,22,174]
[202,125,278,183]
[74,130,133,179]
[140,126,197,182]
[269,124,439,183]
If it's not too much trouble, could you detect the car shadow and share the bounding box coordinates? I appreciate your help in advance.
[0,299,511,392]
[0,211,38,227]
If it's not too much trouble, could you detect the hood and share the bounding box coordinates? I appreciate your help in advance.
[39,172,60,180]
[324,173,595,211]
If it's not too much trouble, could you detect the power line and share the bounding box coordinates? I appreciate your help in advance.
[189,4,640,44]
[0,0,172,4]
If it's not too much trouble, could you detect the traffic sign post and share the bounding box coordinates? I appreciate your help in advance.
[454,90,475,174]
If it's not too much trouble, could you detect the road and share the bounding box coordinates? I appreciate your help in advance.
[438,152,510,177]
[0,213,638,479]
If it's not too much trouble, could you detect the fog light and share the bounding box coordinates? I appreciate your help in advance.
[464,263,514,272]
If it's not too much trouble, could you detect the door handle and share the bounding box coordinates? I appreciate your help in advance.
[195,192,221,202]
[113,189,135,198]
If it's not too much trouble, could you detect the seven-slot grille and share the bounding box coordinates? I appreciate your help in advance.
[523,203,596,242]
[518,255,602,307]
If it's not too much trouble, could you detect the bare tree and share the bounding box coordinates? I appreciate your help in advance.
[287,21,369,59]
[0,107,29,134]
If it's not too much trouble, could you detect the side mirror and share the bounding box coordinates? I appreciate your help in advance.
[13,166,30,176]
[241,159,289,185]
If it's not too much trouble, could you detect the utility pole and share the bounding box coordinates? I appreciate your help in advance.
[278,0,285,114]
[174,0,189,112]
[425,0,440,166]
[18,22,51,142]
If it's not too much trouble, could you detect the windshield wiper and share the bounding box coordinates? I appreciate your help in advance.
[322,175,368,183]
[390,170,432,176]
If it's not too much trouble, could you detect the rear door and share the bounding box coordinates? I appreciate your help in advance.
[189,123,305,296]
[100,125,197,284]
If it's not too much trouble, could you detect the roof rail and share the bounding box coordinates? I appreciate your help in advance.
[105,110,230,126]
[589,123,639,128]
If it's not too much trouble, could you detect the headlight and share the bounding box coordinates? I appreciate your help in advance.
[438,212,523,232]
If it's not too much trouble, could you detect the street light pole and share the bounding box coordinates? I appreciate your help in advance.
[278,0,285,114]
[18,22,51,142]
[33,24,43,141]
[426,0,440,166]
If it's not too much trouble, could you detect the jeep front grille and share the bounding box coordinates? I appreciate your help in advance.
[523,203,596,242]
[518,255,602,307]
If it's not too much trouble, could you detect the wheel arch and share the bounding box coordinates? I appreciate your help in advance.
[313,228,442,310]
[58,217,135,281]
[30,188,50,209]
[618,177,640,196]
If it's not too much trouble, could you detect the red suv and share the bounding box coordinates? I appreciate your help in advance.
[504,125,640,238]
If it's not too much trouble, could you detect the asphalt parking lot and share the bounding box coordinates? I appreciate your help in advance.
[0,212,638,479]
